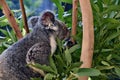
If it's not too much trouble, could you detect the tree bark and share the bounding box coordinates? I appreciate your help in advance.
[71,0,79,43]
[79,0,94,80]
[19,0,29,34]
[0,0,23,39]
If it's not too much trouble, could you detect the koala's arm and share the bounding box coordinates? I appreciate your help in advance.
[26,42,51,76]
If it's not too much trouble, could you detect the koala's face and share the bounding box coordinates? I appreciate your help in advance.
[38,10,70,41]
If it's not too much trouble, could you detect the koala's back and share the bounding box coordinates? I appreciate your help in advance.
[0,27,50,80]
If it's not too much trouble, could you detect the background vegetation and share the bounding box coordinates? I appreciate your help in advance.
[0,0,120,80]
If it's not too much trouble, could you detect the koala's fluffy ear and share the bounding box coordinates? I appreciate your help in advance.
[27,16,39,29]
[39,10,55,26]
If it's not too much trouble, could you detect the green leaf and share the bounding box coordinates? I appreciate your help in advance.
[49,56,57,74]
[70,62,83,69]
[68,44,80,54]
[2,42,10,48]
[101,61,110,66]
[96,66,114,70]
[97,0,103,12]
[55,55,66,66]
[106,32,120,42]
[71,68,80,73]
[107,54,112,61]
[0,21,8,27]
[0,29,8,36]
[6,28,15,43]
[0,16,9,27]
[103,5,120,14]
[0,16,6,21]
[76,68,101,76]
[94,49,113,53]
[115,67,120,77]
[30,63,55,74]
[65,48,72,64]
[56,38,63,53]
[112,54,120,61]
[103,18,120,24]
[52,0,64,20]
[44,73,55,80]
[54,55,66,73]
[103,0,110,4]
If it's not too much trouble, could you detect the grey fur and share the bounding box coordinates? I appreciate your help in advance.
[0,11,70,80]
[27,16,39,29]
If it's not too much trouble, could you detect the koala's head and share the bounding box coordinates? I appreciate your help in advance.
[38,10,70,41]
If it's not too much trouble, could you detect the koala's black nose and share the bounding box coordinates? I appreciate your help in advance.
[64,39,77,48]
[66,41,74,48]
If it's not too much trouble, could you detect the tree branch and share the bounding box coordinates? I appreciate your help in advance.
[0,0,23,39]
[19,0,29,34]
[79,0,94,80]
[71,0,79,44]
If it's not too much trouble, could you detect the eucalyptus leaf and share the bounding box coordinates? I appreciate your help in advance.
[96,66,114,70]
[6,28,15,43]
[76,68,101,76]
[68,44,80,54]
[103,5,120,14]
[115,67,120,77]
[94,49,113,53]
[52,0,64,20]
[3,42,11,48]
[0,16,6,21]
[0,29,8,36]
[30,63,55,74]
[54,55,66,73]
[70,62,83,69]
[56,38,63,53]
[44,73,55,80]
[106,54,112,61]
[101,61,110,66]
[49,56,57,74]
[54,55,66,66]
[106,32,120,42]
[112,54,120,60]
[65,48,72,64]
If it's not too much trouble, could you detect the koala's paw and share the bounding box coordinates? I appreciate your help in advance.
[26,42,50,65]
[26,42,50,76]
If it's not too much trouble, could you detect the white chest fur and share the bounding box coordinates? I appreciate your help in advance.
[49,35,56,55]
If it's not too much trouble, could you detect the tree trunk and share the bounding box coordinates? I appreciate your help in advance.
[0,0,23,39]
[79,0,94,80]
[19,0,29,33]
[71,0,79,43]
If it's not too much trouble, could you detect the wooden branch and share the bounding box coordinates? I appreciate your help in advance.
[0,0,23,39]
[79,0,94,80]
[0,1,1,5]
[71,0,79,44]
[19,0,29,33]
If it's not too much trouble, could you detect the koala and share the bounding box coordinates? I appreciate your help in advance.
[0,10,70,80]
